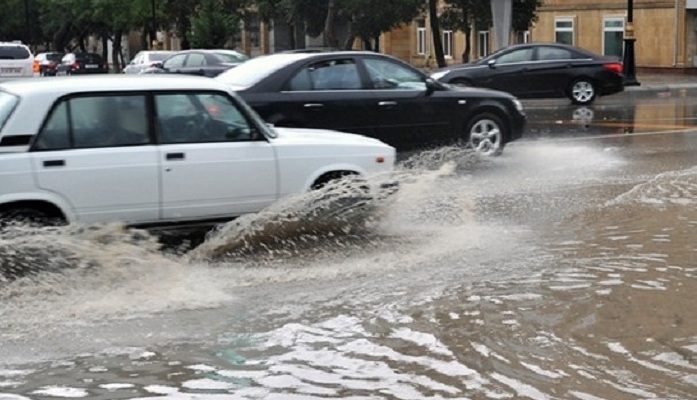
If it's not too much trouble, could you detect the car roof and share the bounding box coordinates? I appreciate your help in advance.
[0,74,232,96]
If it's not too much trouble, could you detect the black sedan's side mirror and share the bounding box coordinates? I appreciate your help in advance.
[424,78,439,95]
[487,59,497,68]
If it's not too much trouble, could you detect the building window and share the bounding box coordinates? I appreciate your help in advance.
[555,18,574,45]
[478,31,489,58]
[603,18,624,58]
[247,14,261,48]
[443,30,453,58]
[416,19,426,55]
[517,30,530,44]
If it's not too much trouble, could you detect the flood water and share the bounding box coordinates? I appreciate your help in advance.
[2,103,697,399]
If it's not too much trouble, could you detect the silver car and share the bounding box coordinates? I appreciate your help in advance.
[123,50,175,74]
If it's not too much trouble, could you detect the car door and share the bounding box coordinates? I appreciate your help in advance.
[250,57,377,137]
[30,94,160,224]
[522,46,580,97]
[154,91,278,221]
[483,47,535,96]
[360,56,454,150]
[178,52,208,76]
[161,53,187,74]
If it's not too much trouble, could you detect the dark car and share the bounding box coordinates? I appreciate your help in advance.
[142,49,249,77]
[56,52,108,75]
[430,43,624,105]
[35,52,64,76]
[214,51,526,156]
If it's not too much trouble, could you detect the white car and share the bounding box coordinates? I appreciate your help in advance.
[123,50,175,74]
[0,75,396,227]
[0,42,34,80]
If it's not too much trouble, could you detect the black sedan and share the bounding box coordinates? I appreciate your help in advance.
[142,49,249,77]
[430,43,624,105]
[55,52,108,75]
[215,51,526,156]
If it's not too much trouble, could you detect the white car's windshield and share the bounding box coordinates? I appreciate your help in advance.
[0,91,19,130]
[215,54,306,88]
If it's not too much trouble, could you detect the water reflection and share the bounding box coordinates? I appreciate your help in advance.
[522,95,697,139]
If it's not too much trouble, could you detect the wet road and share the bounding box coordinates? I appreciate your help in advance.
[1,94,697,399]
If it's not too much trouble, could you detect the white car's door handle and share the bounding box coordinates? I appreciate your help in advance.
[166,152,185,161]
[304,103,324,108]
[43,159,65,167]
[378,101,397,106]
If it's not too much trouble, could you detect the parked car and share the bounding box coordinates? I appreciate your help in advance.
[34,52,64,76]
[0,42,34,80]
[430,43,624,106]
[142,49,249,77]
[215,51,526,156]
[0,75,395,227]
[55,52,108,75]
[123,50,175,74]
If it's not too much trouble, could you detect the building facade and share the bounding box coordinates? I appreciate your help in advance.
[386,0,697,72]
[532,0,697,72]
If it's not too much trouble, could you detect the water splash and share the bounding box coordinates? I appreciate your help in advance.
[187,174,396,263]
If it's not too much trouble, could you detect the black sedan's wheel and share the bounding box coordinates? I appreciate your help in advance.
[569,78,596,105]
[465,113,506,156]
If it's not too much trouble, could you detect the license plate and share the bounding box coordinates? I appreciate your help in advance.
[85,64,98,69]
[0,67,21,74]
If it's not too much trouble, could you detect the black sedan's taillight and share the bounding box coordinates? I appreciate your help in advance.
[602,63,623,74]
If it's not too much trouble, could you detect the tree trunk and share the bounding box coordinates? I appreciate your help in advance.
[101,35,109,71]
[52,22,71,52]
[343,19,355,50]
[323,0,338,48]
[462,27,471,63]
[428,0,446,68]
[112,31,123,72]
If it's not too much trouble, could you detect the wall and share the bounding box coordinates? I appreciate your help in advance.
[533,1,686,69]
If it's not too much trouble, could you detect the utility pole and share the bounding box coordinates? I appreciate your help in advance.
[623,0,640,86]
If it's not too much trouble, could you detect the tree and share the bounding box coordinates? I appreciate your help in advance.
[337,0,424,51]
[440,0,541,63]
[428,0,445,68]
[190,0,242,48]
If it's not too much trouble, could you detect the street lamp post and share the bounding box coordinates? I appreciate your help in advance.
[623,0,640,86]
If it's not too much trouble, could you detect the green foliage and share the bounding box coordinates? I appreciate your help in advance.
[341,0,425,42]
[441,0,541,32]
[189,0,241,48]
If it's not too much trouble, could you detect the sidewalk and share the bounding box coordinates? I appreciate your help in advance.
[625,73,697,95]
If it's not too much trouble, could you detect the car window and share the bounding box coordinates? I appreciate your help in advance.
[163,54,187,69]
[149,52,171,61]
[287,59,362,91]
[187,53,206,67]
[35,95,150,151]
[0,91,19,131]
[0,44,31,60]
[363,58,426,91]
[496,48,534,64]
[214,51,249,63]
[156,92,254,144]
[537,47,574,61]
[215,54,305,88]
